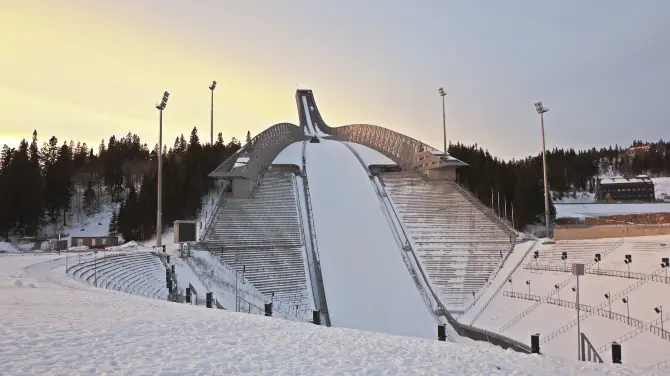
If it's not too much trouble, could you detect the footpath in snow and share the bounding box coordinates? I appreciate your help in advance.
[304,139,437,339]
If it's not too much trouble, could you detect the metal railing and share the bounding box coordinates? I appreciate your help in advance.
[523,263,649,281]
[200,182,229,242]
[501,239,625,334]
[450,179,516,238]
[503,291,542,302]
[580,333,604,363]
[467,241,538,325]
[300,140,330,326]
[541,267,660,344]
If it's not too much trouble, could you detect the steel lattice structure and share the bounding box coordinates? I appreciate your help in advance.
[322,123,441,171]
[209,122,308,181]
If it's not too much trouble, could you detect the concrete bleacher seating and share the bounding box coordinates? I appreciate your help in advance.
[67,253,168,299]
[205,171,312,314]
[381,171,513,312]
[526,239,622,268]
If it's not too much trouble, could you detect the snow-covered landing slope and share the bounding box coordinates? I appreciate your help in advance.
[305,140,437,339]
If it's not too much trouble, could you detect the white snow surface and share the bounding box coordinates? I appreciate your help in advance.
[342,142,396,166]
[305,139,437,339]
[271,141,303,167]
[555,203,670,219]
[0,242,20,253]
[0,254,663,375]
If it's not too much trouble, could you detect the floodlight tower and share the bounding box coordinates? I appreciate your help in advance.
[438,87,447,154]
[156,91,170,248]
[209,80,217,145]
[535,101,551,239]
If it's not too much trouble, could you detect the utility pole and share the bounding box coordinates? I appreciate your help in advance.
[156,91,170,248]
[438,87,447,153]
[209,80,217,145]
[535,101,551,239]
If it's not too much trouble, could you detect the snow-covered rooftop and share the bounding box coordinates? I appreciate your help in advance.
[599,176,653,185]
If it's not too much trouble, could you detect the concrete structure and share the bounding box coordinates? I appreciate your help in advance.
[596,175,655,202]
[71,236,119,248]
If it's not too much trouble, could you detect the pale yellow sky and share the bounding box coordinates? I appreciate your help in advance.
[0,0,300,150]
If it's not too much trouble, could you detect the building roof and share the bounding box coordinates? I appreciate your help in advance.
[598,175,653,185]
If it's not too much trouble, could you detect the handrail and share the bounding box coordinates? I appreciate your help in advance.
[200,182,229,242]
[580,333,604,363]
[523,264,649,281]
[450,179,516,237]
[541,266,660,344]
[501,239,625,334]
[292,174,316,311]
[300,140,330,326]
[503,291,542,302]
[467,240,538,325]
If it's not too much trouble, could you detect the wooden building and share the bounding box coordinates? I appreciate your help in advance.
[596,175,655,202]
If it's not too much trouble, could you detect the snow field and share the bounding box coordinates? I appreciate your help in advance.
[305,140,438,339]
[556,203,670,219]
[473,235,670,367]
[1,254,663,375]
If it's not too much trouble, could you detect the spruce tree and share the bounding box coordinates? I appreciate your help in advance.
[108,210,117,236]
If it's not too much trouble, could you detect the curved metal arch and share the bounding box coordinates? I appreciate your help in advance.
[296,89,465,171]
[326,123,442,171]
[209,122,308,181]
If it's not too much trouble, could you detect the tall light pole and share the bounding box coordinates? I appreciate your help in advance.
[209,80,217,145]
[654,306,663,332]
[535,101,551,239]
[438,87,447,154]
[156,91,170,248]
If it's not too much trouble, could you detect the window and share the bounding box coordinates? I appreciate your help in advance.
[102,238,107,245]
[77,239,83,246]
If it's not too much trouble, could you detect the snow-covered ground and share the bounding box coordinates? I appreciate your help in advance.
[1,254,662,375]
[471,235,670,368]
[305,139,438,339]
[342,141,396,166]
[555,203,670,219]
[653,177,670,201]
[0,242,20,253]
[271,141,303,167]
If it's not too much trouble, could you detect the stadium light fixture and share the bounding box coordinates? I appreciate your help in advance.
[438,87,447,154]
[554,284,560,300]
[605,293,612,319]
[535,101,551,241]
[209,80,217,145]
[526,280,531,295]
[156,91,169,248]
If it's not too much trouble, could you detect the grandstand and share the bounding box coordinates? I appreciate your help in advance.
[67,252,169,299]
[204,170,313,319]
[61,89,670,368]
[381,170,513,313]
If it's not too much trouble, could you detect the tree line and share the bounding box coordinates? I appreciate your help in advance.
[449,139,670,230]
[0,129,242,241]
